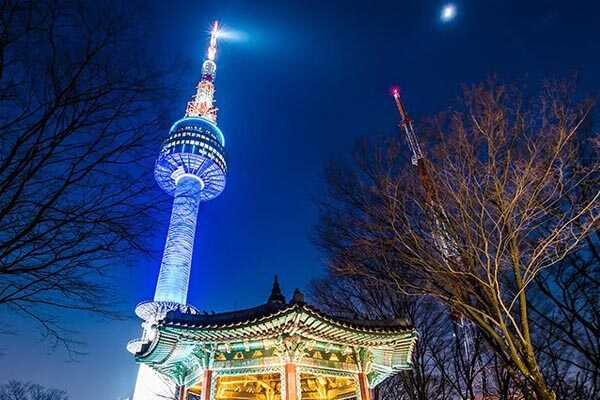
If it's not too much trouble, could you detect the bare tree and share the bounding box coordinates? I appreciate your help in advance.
[0,381,68,400]
[532,234,599,398]
[311,276,444,400]
[315,82,599,399]
[312,274,528,400]
[0,0,168,352]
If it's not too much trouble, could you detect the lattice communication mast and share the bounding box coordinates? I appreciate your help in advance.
[391,88,479,376]
[393,89,453,255]
[392,88,423,167]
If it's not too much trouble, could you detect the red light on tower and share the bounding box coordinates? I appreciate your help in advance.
[390,86,401,97]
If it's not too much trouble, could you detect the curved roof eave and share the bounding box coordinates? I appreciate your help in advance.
[160,302,415,341]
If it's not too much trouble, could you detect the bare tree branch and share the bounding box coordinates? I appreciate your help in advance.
[0,0,170,355]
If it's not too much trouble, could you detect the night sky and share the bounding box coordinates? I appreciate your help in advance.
[2,1,599,399]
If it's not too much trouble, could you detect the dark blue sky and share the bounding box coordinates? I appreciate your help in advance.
[2,1,599,399]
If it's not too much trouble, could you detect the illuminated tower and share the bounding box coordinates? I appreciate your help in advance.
[153,20,226,305]
[129,21,227,400]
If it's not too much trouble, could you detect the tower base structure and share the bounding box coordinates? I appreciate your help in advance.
[133,365,175,400]
[129,301,200,400]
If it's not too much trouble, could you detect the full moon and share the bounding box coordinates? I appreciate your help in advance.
[441,4,457,22]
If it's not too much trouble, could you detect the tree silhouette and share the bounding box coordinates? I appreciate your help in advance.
[0,0,168,354]
[0,381,68,400]
[314,81,599,399]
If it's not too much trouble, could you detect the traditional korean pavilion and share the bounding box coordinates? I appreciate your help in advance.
[130,278,416,400]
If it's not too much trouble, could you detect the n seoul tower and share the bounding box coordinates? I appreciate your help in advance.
[153,20,226,305]
[129,21,227,400]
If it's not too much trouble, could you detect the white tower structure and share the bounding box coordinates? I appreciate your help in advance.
[128,22,227,400]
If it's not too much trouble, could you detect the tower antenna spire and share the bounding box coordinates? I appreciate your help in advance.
[186,20,220,123]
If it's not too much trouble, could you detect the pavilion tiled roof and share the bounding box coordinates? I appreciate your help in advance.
[162,301,413,333]
[141,294,416,358]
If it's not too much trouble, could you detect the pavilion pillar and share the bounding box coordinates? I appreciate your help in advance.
[358,372,371,400]
[201,369,213,400]
[284,363,299,400]
[177,385,187,400]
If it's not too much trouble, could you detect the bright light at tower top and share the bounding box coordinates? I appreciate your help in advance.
[441,4,456,22]
[211,21,219,39]
[207,21,219,61]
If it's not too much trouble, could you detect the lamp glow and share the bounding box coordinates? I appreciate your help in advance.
[214,28,247,41]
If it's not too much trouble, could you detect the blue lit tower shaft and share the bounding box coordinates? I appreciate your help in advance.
[154,175,202,304]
